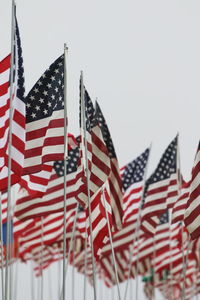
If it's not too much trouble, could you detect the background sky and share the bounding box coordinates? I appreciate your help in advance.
[1,0,200,299]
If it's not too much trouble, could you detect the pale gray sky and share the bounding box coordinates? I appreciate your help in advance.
[1,0,200,299]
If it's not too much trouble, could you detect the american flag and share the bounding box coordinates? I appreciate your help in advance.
[23,55,65,175]
[76,83,111,207]
[18,133,77,196]
[141,136,179,235]
[100,220,144,257]
[121,148,149,223]
[0,16,26,190]
[184,142,200,240]
[95,101,123,229]
[171,181,190,224]
[15,144,79,220]
[86,182,112,258]
[19,213,65,255]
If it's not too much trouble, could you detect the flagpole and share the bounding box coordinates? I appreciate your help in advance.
[176,134,189,300]
[30,261,35,300]
[6,2,16,300]
[181,238,191,300]
[101,187,121,300]
[80,71,97,300]
[47,267,53,300]
[0,193,5,300]
[40,217,44,300]
[58,260,61,300]
[83,228,88,300]
[123,143,152,300]
[62,43,69,300]
[71,227,76,300]
[59,204,79,300]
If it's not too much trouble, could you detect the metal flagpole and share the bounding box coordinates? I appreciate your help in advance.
[40,217,44,300]
[123,143,152,300]
[181,238,191,300]
[47,267,53,300]
[83,227,88,300]
[62,43,69,300]
[59,204,79,300]
[71,227,76,300]
[30,261,35,300]
[58,260,61,300]
[176,134,189,300]
[13,259,18,300]
[5,2,16,300]
[0,192,5,300]
[80,71,97,300]
[102,187,121,300]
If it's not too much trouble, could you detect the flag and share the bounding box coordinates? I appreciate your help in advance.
[15,143,79,220]
[171,180,190,224]
[76,83,111,207]
[95,101,123,229]
[19,133,77,196]
[184,142,200,239]
[86,182,112,258]
[141,136,179,235]
[0,15,25,190]
[121,148,149,223]
[23,54,65,175]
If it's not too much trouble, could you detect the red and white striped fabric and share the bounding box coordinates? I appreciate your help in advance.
[101,220,143,257]
[171,181,190,224]
[76,87,111,208]
[15,167,78,220]
[122,181,142,223]
[15,143,79,220]
[120,148,149,223]
[19,213,65,255]
[184,142,200,240]
[0,18,26,190]
[95,101,123,229]
[19,162,54,196]
[141,137,179,236]
[18,134,77,197]
[76,209,86,239]
[86,182,112,258]
[1,191,8,224]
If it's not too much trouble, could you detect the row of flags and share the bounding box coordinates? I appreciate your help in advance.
[1,10,200,300]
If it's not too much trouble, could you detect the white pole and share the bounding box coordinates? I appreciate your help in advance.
[102,187,121,300]
[30,261,35,300]
[59,205,79,300]
[123,144,152,300]
[80,71,97,300]
[47,267,53,300]
[40,217,44,300]
[83,228,88,300]
[62,43,69,300]
[5,2,16,300]
[0,193,5,300]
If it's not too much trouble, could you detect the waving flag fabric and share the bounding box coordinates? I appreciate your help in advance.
[172,181,190,224]
[121,148,149,223]
[86,182,112,258]
[184,142,200,240]
[76,84,111,206]
[0,15,25,190]
[95,101,123,229]
[15,144,79,220]
[19,133,77,196]
[141,136,179,235]
[23,55,65,175]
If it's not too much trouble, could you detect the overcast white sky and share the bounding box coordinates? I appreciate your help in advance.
[1,0,200,299]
